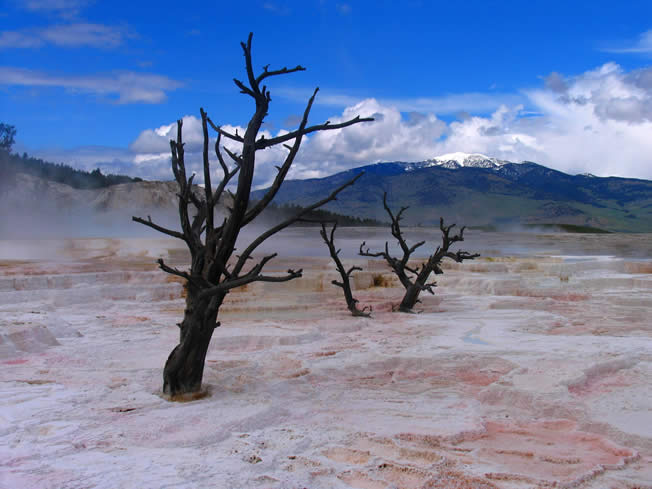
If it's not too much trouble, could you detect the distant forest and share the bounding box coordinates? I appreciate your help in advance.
[0,118,378,226]
[263,202,385,227]
[0,150,142,189]
[0,149,383,226]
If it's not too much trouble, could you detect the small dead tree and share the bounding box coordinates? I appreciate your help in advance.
[133,33,372,397]
[360,193,479,312]
[320,222,371,317]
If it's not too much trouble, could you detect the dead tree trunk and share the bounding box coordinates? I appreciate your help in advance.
[162,283,221,394]
[320,222,371,317]
[360,193,479,313]
[133,33,372,397]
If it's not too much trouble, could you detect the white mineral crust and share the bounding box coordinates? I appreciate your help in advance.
[1,231,651,488]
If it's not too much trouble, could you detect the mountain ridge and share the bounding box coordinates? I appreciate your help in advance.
[3,152,651,234]
[252,158,652,232]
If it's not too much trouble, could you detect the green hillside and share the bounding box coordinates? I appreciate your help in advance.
[253,162,652,233]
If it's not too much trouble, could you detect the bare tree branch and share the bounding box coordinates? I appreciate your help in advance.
[198,272,291,298]
[256,65,306,85]
[361,193,480,312]
[157,258,191,280]
[205,116,244,144]
[359,194,423,292]
[132,215,186,241]
[135,32,374,397]
[233,78,255,97]
[255,115,374,150]
[244,84,373,226]
[242,87,321,225]
[199,252,303,298]
[241,32,258,96]
[222,146,243,166]
[359,241,386,258]
[321,222,371,317]
[233,172,363,277]
[200,108,214,232]
[211,135,240,208]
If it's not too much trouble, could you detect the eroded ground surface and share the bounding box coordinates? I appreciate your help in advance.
[1,233,651,489]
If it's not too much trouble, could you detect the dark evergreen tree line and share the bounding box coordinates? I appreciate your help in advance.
[263,201,385,227]
[0,148,141,189]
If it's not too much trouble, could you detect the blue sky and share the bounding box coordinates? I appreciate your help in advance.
[3,0,652,184]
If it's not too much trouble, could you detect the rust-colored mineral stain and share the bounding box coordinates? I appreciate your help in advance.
[454,420,637,484]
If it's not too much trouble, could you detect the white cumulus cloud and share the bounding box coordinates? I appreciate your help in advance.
[279,62,652,179]
[127,115,294,188]
[32,61,652,184]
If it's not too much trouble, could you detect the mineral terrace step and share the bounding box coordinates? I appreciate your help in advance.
[0,282,183,306]
[0,271,166,292]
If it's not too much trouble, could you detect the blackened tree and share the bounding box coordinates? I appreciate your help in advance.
[0,123,16,152]
[360,193,479,312]
[320,222,371,317]
[133,33,372,397]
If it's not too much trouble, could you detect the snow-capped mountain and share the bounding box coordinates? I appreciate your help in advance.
[363,153,517,175]
[424,152,511,169]
[251,155,652,232]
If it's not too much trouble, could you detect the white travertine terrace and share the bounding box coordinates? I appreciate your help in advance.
[1,231,651,488]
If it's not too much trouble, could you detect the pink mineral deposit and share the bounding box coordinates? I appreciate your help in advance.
[1,233,651,488]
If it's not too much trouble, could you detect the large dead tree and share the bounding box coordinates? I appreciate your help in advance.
[360,193,479,312]
[320,222,371,317]
[133,33,372,397]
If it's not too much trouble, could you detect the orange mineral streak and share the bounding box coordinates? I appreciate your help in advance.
[454,420,638,485]
[1,236,650,488]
